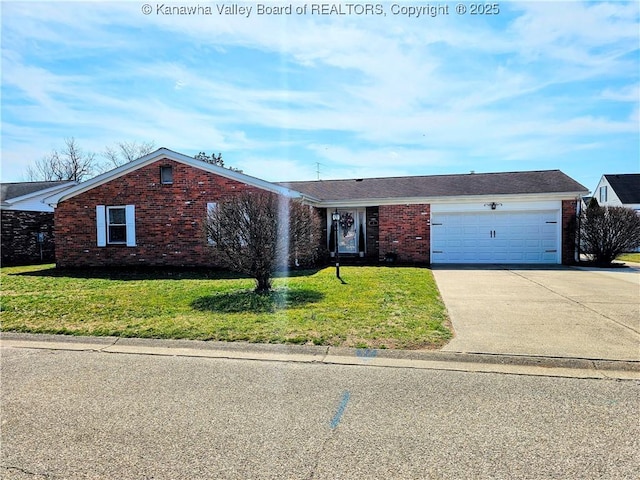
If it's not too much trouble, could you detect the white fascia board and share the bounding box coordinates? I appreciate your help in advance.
[309,191,586,208]
[45,148,303,206]
[431,199,562,213]
[7,182,77,207]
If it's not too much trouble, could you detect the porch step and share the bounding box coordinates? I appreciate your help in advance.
[327,255,376,266]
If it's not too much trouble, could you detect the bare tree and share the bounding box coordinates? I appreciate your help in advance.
[102,141,156,168]
[580,199,640,265]
[26,137,96,182]
[205,191,321,293]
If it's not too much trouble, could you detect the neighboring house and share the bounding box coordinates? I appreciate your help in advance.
[1,181,76,265]
[46,148,588,267]
[593,174,640,212]
[592,174,640,252]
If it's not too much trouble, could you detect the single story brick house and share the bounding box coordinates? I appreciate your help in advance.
[1,181,76,265]
[46,148,588,267]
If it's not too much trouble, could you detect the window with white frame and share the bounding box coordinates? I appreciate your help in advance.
[599,186,607,203]
[96,205,136,247]
[107,207,127,243]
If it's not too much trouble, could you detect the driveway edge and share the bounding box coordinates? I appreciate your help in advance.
[2,332,638,380]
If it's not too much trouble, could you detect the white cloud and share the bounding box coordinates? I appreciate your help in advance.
[1,0,638,185]
[601,84,640,102]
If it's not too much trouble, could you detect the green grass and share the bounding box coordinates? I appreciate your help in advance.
[0,264,451,349]
[617,253,640,263]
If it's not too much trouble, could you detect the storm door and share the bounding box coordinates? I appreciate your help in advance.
[331,209,366,255]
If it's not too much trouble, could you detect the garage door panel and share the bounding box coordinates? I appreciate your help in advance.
[523,225,541,234]
[431,211,559,264]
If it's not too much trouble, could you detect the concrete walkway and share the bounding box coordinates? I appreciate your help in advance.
[433,264,640,361]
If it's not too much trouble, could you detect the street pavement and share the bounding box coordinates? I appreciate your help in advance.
[433,265,640,361]
[2,263,639,478]
[2,344,639,479]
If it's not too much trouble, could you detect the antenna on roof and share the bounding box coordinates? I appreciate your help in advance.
[316,162,322,180]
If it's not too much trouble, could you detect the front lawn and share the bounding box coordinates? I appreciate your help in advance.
[617,253,640,263]
[0,265,451,349]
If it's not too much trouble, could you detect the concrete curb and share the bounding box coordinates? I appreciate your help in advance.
[2,332,638,380]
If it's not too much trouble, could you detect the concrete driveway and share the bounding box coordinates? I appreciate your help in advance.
[432,264,640,361]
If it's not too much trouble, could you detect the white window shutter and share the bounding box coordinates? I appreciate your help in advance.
[125,205,136,247]
[96,205,106,247]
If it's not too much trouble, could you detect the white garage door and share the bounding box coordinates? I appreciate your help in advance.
[431,211,559,264]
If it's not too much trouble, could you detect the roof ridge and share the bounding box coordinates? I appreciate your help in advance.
[281,169,563,184]
[0,180,71,185]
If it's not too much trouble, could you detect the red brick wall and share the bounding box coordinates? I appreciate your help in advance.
[561,199,578,265]
[55,159,265,267]
[378,204,430,264]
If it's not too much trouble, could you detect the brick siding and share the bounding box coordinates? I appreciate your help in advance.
[378,204,430,264]
[561,199,578,265]
[54,159,267,267]
[1,210,56,266]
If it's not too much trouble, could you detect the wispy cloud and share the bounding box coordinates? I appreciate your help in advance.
[1,1,638,190]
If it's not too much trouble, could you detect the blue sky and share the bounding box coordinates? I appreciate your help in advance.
[1,1,638,193]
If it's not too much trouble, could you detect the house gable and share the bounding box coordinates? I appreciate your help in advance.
[46,148,304,207]
[599,174,640,207]
[54,156,289,267]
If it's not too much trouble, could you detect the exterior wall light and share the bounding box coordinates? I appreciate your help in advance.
[484,202,503,210]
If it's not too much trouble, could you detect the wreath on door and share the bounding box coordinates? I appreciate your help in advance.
[339,212,354,236]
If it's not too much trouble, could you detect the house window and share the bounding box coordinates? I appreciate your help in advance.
[96,205,136,247]
[599,186,607,203]
[160,165,173,184]
[107,207,127,243]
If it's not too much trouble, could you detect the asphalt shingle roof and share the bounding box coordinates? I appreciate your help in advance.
[280,170,587,202]
[0,181,72,205]
[603,174,640,204]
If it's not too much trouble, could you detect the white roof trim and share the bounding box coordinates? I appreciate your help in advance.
[306,191,586,208]
[45,148,302,206]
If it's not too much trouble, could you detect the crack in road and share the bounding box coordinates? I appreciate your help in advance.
[98,337,120,352]
[1,465,56,478]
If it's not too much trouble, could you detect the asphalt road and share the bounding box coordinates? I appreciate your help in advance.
[2,347,639,479]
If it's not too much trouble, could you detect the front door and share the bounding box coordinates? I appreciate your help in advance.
[337,210,358,254]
